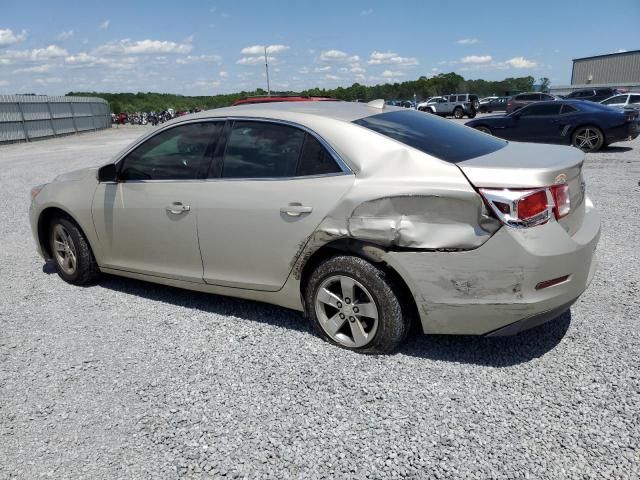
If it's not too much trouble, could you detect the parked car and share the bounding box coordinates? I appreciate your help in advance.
[232,95,338,106]
[426,93,479,118]
[30,101,600,353]
[417,96,443,112]
[479,96,499,104]
[506,92,558,114]
[466,100,639,152]
[478,96,510,113]
[600,93,640,111]
[565,88,619,103]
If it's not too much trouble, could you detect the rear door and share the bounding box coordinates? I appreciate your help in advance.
[195,120,354,291]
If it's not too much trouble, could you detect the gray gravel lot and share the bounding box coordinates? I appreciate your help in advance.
[1,121,639,479]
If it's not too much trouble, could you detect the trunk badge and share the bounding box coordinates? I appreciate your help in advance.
[554,173,567,184]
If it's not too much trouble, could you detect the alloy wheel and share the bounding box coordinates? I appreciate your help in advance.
[574,128,602,152]
[314,275,379,348]
[52,224,77,275]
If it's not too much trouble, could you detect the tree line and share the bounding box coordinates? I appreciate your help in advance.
[68,73,548,113]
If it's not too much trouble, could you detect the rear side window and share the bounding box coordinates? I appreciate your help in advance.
[602,95,626,105]
[517,94,535,101]
[561,104,578,114]
[221,121,305,178]
[353,110,506,163]
[630,95,640,104]
[519,103,562,116]
[297,134,342,176]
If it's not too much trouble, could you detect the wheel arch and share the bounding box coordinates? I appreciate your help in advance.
[298,239,420,329]
[37,206,92,261]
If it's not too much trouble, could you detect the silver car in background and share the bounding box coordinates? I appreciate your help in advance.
[29,101,600,353]
[600,93,640,111]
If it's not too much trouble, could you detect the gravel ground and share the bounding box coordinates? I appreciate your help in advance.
[1,123,639,479]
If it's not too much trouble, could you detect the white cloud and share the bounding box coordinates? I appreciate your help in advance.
[176,54,221,64]
[381,70,404,78]
[65,52,99,65]
[298,67,310,74]
[505,56,537,68]
[236,55,277,65]
[99,20,110,30]
[13,64,51,74]
[191,80,221,88]
[350,65,366,74]
[94,39,193,55]
[0,28,27,46]
[461,55,492,64]
[320,49,359,62]
[34,77,62,85]
[360,9,373,16]
[240,44,289,55]
[367,51,418,66]
[456,38,479,45]
[325,74,339,80]
[30,45,68,60]
[219,71,228,78]
[314,66,331,72]
[0,80,9,87]
[616,49,628,53]
[57,30,74,41]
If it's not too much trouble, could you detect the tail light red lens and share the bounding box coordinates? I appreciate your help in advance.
[479,183,572,228]
[517,190,549,220]
[550,184,571,219]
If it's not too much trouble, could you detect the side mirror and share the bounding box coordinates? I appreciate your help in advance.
[98,163,118,183]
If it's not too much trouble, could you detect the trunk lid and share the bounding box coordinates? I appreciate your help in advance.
[458,142,586,235]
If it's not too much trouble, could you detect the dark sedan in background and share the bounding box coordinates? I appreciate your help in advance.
[466,100,639,152]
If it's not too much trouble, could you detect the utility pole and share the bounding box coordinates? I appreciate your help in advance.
[264,46,271,97]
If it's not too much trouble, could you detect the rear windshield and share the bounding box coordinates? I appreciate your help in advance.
[353,110,506,163]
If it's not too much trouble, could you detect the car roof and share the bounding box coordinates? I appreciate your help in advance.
[166,100,397,125]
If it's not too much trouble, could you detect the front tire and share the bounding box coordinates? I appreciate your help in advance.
[305,256,410,354]
[49,216,100,285]
[572,126,604,152]
[474,125,493,135]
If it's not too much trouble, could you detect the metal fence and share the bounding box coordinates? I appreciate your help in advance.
[0,95,111,143]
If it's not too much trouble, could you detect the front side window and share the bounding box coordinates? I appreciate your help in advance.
[602,95,627,105]
[519,103,562,116]
[221,121,305,178]
[353,110,506,163]
[119,122,221,181]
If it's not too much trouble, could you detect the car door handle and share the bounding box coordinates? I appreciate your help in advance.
[280,203,313,216]
[166,202,191,214]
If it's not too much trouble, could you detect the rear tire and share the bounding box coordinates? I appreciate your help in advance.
[467,111,477,119]
[572,125,604,152]
[49,216,100,285]
[453,107,464,119]
[305,255,410,354]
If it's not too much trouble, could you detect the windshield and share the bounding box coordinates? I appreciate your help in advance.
[354,110,507,163]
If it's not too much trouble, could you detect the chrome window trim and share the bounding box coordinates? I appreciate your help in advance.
[110,115,353,183]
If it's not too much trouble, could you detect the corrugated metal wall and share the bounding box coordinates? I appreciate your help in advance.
[0,95,110,143]
[572,52,640,85]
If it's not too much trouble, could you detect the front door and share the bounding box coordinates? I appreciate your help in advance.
[92,121,222,282]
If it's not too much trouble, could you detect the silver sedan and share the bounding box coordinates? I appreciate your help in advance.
[29,101,601,353]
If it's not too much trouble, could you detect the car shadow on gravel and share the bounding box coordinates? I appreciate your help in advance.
[399,311,572,367]
[48,262,571,365]
[95,273,309,333]
[598,146,633,153]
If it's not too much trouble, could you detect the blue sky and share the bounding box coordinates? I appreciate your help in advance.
[1,0,638,95]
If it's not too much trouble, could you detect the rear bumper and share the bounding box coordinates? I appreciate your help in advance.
[384,198,600,335]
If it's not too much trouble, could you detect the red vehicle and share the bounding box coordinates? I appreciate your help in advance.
[231,95,338,106]
[115,113,128,125]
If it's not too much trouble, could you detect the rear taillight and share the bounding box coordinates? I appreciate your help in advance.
[550,184,570,219]
[479,183,571,228]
